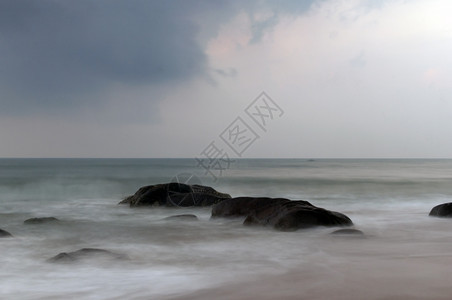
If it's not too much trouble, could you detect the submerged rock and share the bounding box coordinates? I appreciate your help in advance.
[24,217,60,224]
[162,214,199,221]
[429,203,452,217]
[212,197,353,231]
[0,228,13,238]
[330,228,364,236]
[47,248,127,263]
[120,183,231,207]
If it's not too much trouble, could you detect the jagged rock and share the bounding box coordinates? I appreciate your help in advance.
[429,203,452,217]
[120,183,231,207]
[212,197,353,231]
[162,214,199,221]
[0,228,13,238]
[47,248,127,263]
[24,217,60,224]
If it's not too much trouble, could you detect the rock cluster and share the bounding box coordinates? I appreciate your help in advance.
[8,182,452,267]
[120,184,354,231]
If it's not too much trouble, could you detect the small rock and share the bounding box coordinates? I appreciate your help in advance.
[213,197,353,231]
[49,252,76,263]
[0,228,13,238]
[47,248,127,263]
[24,217,60,224]
[162,214,199,221]
[330,228,364,236]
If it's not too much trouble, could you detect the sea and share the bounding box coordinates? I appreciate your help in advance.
[1,158,452,300]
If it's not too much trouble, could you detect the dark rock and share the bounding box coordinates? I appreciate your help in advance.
[49,252,76,263]
[330,228,364,235]
[212,197,353,231]
[211,197,312,218]
[120,183,231,207]
[244,201,353,231]
[47,248,127,263]
[119,196,133,205]
[162,214,199,221]
[0,228,13,238]
[429,203,452,217]
[24,217,60,224]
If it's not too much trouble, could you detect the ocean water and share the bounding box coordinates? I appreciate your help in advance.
[1,158,452,299]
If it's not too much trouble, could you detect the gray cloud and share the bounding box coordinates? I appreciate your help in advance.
[0,0,315,116]
[0,0,221,114]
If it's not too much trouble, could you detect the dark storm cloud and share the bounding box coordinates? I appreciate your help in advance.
[0,0,220,113]
[0,0,315,115]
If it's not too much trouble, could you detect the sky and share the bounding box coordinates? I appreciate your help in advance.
[0,0,451,158]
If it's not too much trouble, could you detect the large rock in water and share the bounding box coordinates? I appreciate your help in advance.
[212,197,353,231]
[120,183,231,207]
[429,202,452,217]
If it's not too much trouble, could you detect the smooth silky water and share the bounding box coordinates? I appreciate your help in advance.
[1,159,452,299]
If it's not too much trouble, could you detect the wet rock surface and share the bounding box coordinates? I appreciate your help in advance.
[429,202,452,217]
[212,197,353,231]
[0,228,13,238]
[24,217,60,224]
[120,183,231,207]
[162,214,199,221]
[48,248,127,263]
[211,197,311,218]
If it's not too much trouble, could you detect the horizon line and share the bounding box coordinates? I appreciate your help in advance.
[1,157,451,160]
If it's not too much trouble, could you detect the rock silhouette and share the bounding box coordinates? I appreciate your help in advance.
[120,183,231,207]
[0,228,13,238]
[24,217,60,224]
[48,248,127,263]
[330,228,364,236]
[162,214,199,221]
[429,203,452,217]
[212,197,353,231]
